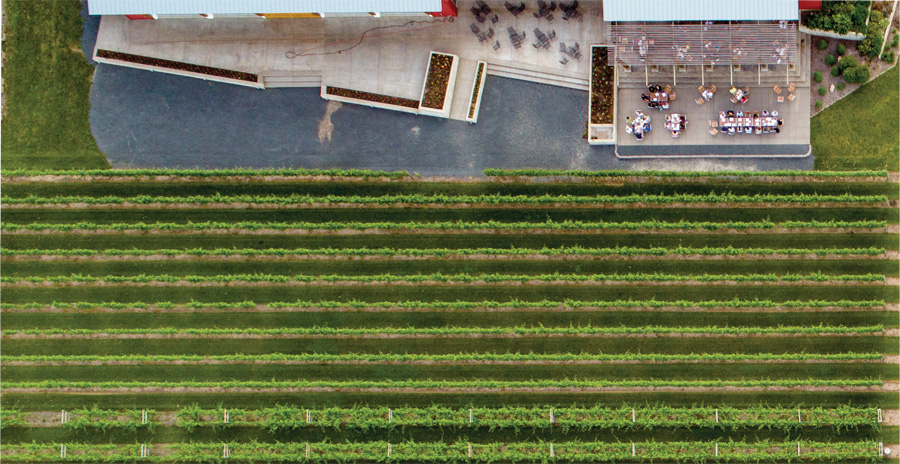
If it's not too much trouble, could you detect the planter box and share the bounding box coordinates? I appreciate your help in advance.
[799,25,865,41]
[94,49,263,89]
[588,45,616,145]
[321,86,421,114]
[466,61,488,124]
[418,52,459,118]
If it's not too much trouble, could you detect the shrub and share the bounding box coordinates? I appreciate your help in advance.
[858,10,888,59]
[851,2,870,28]
[832,14,852,35]
[817,38,829,50]
[813,70,824,82]
[818,86,827,96]
[836,82,846,91]
[891,32,899,48]
[881,51,895,63]
[831,66,841,77]
[839,55,858,72]
[842,65,870,83]
[825,54,837,65]
[836,43,846,55]
[816,100,823,110]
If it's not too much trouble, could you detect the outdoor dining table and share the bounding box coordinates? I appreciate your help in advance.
[716,111,780,133]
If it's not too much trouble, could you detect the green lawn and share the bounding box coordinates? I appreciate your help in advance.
[812,64,900,170]
[1,0,108,170]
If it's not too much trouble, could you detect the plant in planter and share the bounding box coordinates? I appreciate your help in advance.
[590,47,614,124]
[468,62,486,119]
[421,54,454,110]
[326,87,420,109]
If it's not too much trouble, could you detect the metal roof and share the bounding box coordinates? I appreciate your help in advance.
[87,0,444,15]
[602,0,799,21]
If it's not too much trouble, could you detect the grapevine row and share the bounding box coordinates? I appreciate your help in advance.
[3,298,883,312]
[1,192,888,205]
[4,352,881,365]
[2,246,885,258]
[1,219,887,232]
[0,168,408,178]
[4,324,883,338]
[2,379,884,392]
[2,440,880,463]
[1,272,885,285]
[482,168,889,178]
[3,405,879,432]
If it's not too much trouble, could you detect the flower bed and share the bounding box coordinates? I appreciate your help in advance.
[325,87,420,109]
[590,47,614,124]
[95,50,258,83]
[421,53,455,110]
[467,62,487,122]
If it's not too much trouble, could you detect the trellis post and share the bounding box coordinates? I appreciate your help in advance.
[468,443,473,457]
[550,443,555,457]
[797,408,801,423]
[61,410,69,424]
[877,408,883,423]
[469,408,473,423]
[389,408,393,423]
[715,409,719,423]
[632,408,636,423]
[797,442,801,456]
[140,444,149,458]
[223,444,229,458]
[223,409,229,424]
[306,444,310,458]
[141,410,148,425]
[387,443,392,457]
[715,443,718,457]
[632,442,636,457]
[60,445,66,458]
[306,409,311,424]
[549,408,554,424]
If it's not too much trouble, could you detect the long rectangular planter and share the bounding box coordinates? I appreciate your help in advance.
[321,86,421,114]
[94,49,263,89]
[466,61,488,124]
[588,45,616,145]
[418,51,459,118]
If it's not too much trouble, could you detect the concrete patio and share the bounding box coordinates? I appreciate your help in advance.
[615,84,810,157]
[94,1,605,121]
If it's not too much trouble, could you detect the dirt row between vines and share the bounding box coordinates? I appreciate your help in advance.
[3,358,884,367]
[3,201,893,209]
[5,252,894,262]
[4,226,897,235]
[4,331,890,340]
[7,279,894,287]
[1,175,893,183]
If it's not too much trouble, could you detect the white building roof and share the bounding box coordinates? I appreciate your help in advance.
[602,0,799,22]
[87,0,443,15]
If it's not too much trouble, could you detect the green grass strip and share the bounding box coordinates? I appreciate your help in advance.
[2,379,883,392]
[2,246,886,258]
[1,439,880,463]
[3,298,883,312]
[4,352,882,365]
[1,219,888,232]
[2,272,885,285]
[1,193,889,205]
[4,325,883,337]
[1,168,408,178]
[483,169,889,178]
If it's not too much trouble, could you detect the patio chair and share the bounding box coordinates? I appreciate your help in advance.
[741,87,750,95]
[477,31,488,42]
[480,4,492,15]
[773,84,782,94]
[695,97,705,105]
[471,23,481,34]
[548,30,556,40]
[669,91,676,101]
[538,0,548,9]
[559,42,567,53]
[787,82,796,92]
[664,84,672,93]
[559,57,569,65]
[504,1,517,13]
[571,50,582,59]
[727,127,735,135]
[708,84,716,93]
[545,13,554,21]
[533,42,542,48]
[549,1,557,11]
[534,10,545,18]
[471,6,482,16]
[697,85,705,93]
[755,127,762,134]
[787,93,796,101]
[776,95,785,103]
[487,28,494,38]
[729,95,739,104]
[518,31,526,41]
[493,40,501,51]
[507,26,517,36]
[489,13,499,24]
[709,126,718,135]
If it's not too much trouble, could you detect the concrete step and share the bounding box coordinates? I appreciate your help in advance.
[485,63,588,91]
[262,73,323,88]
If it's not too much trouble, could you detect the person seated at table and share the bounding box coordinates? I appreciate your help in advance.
[777,118,783,125]
[726,110,735,117]
[645,123,652,132]
[654,84,662,92]
[660,103,669,110]
[736,111,744,117]
[739,95,748,103]
[635,129,643,140]
[774,127,780,134]
[762,110,769,117]
[625,124,633,134]
[641,94,650,102]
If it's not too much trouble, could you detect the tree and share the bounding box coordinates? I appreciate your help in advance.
[814,70,824,82]
[817,38,829,50]
[825,54,836,65]
[839,55,858,72]
[842,65,870,83]
[836,43,846,55]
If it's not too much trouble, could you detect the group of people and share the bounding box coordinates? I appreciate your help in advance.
[640,84,670,110]
[624,110,652,140]
[665,114,687,137]
[717,109,783,135]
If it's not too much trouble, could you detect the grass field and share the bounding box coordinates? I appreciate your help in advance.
[0,1,108,170]
[0,172,897,462]
[812,64,900,171]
